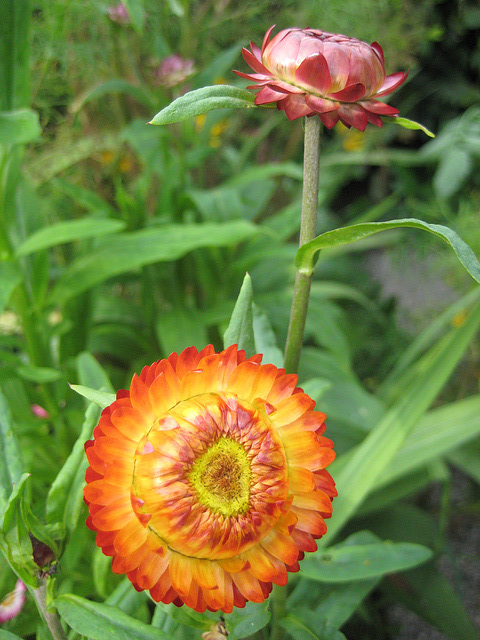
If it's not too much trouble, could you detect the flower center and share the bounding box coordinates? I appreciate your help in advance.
[188,437,251,517]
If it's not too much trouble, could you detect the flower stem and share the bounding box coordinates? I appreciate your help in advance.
[270,584,287,640]
[32,580,69,640]
[284,116,321,374]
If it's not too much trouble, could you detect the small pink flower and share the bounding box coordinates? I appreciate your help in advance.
[235,26,408,130]
[0,580,26,623]
[31,404,49,419]
[107,3,130,25]
[154,55,195,88]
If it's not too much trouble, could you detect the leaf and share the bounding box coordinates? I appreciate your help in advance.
[296,218,480,285]
[0,109,41,145]
[76,352,115,393]
[0,0,31,110]
[149,85,255,125]
[434,148,472,199]
[280,610,347,640]
[0,630,25,640]
[383,116,435,137]
[252,304,284,367]
[55,594,170,640]
[223,273,255,356]
[15,217,126,257]
[156,307,209,356]
[376,394,480,489]
[0,262,21,314]
[71,80,154,114]
[448,439,480,484]
[15,364,63,383]
[322,298,480,544]
[124,0,145,33]
[46,402,101,527]
[69,384,116,409]
[49,221,259,305]
[301,541,432,582]
[0,390,23,512]
[0,474,39,588]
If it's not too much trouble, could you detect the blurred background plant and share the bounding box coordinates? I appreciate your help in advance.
[0,0,479,639]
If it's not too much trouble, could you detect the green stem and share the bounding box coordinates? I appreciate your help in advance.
[270,584,287,640]
[284,117,321,374]
[32,580,69,640]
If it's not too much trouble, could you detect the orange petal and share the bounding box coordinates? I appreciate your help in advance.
[292,490,333,514]
[270,393,315,428]
[92,495,134,531]
[110,406,151,441]
[279,410,326,437]
[288,466,315,493]
[129,374,154,418]
[224,360,260,399]
[148,371,180,417]
[114,518,148,556]
[283,432,335,470]
[232,570,267,603]
[291,506,327,537]
[84,479,126,506]
[111,541,150,573]
[149,567,174,603]
[135,552,170,590]
[244,545,288,585]
[261,528,299,566]
[266,373,298,404]
[168,552,193,597]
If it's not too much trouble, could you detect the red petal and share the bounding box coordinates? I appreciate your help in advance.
[376,71,408,97]
[319,111,340,129]
[295,53,331,95]
[261,25,276,55]
[305,94,340,114]
[255,86,290,105]
[279,94,313,120]
[242,47,270,75]
[338,104,368,131]
[233,69,270,83]
[330,82,366,102]
[361,99,399,115]
[370,41,385,65]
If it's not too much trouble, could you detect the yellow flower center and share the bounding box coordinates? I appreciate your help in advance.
[188,437,251,517]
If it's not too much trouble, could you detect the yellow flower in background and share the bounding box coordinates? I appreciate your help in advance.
[84,345,336,612]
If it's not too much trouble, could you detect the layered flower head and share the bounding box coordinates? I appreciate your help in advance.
[84,345,336,612]
[235,26,408,130]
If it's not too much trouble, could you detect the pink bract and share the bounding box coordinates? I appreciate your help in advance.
[234,26,408,130]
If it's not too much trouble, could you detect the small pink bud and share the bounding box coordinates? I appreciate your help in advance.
[0,580,27,623]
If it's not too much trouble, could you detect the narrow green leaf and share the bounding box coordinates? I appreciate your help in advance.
[302,541,432,582]
[0,390,23,512]
[296,218,480,285]
[15,364,63,383]
[448,439,480,484]
[223,273,255,356]
[124,0,145,33]
[76,352,115,393]
[0,0,31,110]
[69,384,116,409]
[0,262,21,315]
[0,474,39,587]
[280,611,347,640]
[322,299,480,544]
[377,394,480,488]
[149,85,255,125]
[383,116,435,137]
[15,217,125,257]
[71,80,154,114]
[0,629,24,639]
[252,304,284,367]
[55,594,170,640]
[49,221,259,305]
[0,109,40,145]
[46,402,101,525]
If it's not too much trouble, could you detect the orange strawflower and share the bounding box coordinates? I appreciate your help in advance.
[84,345,336,612]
